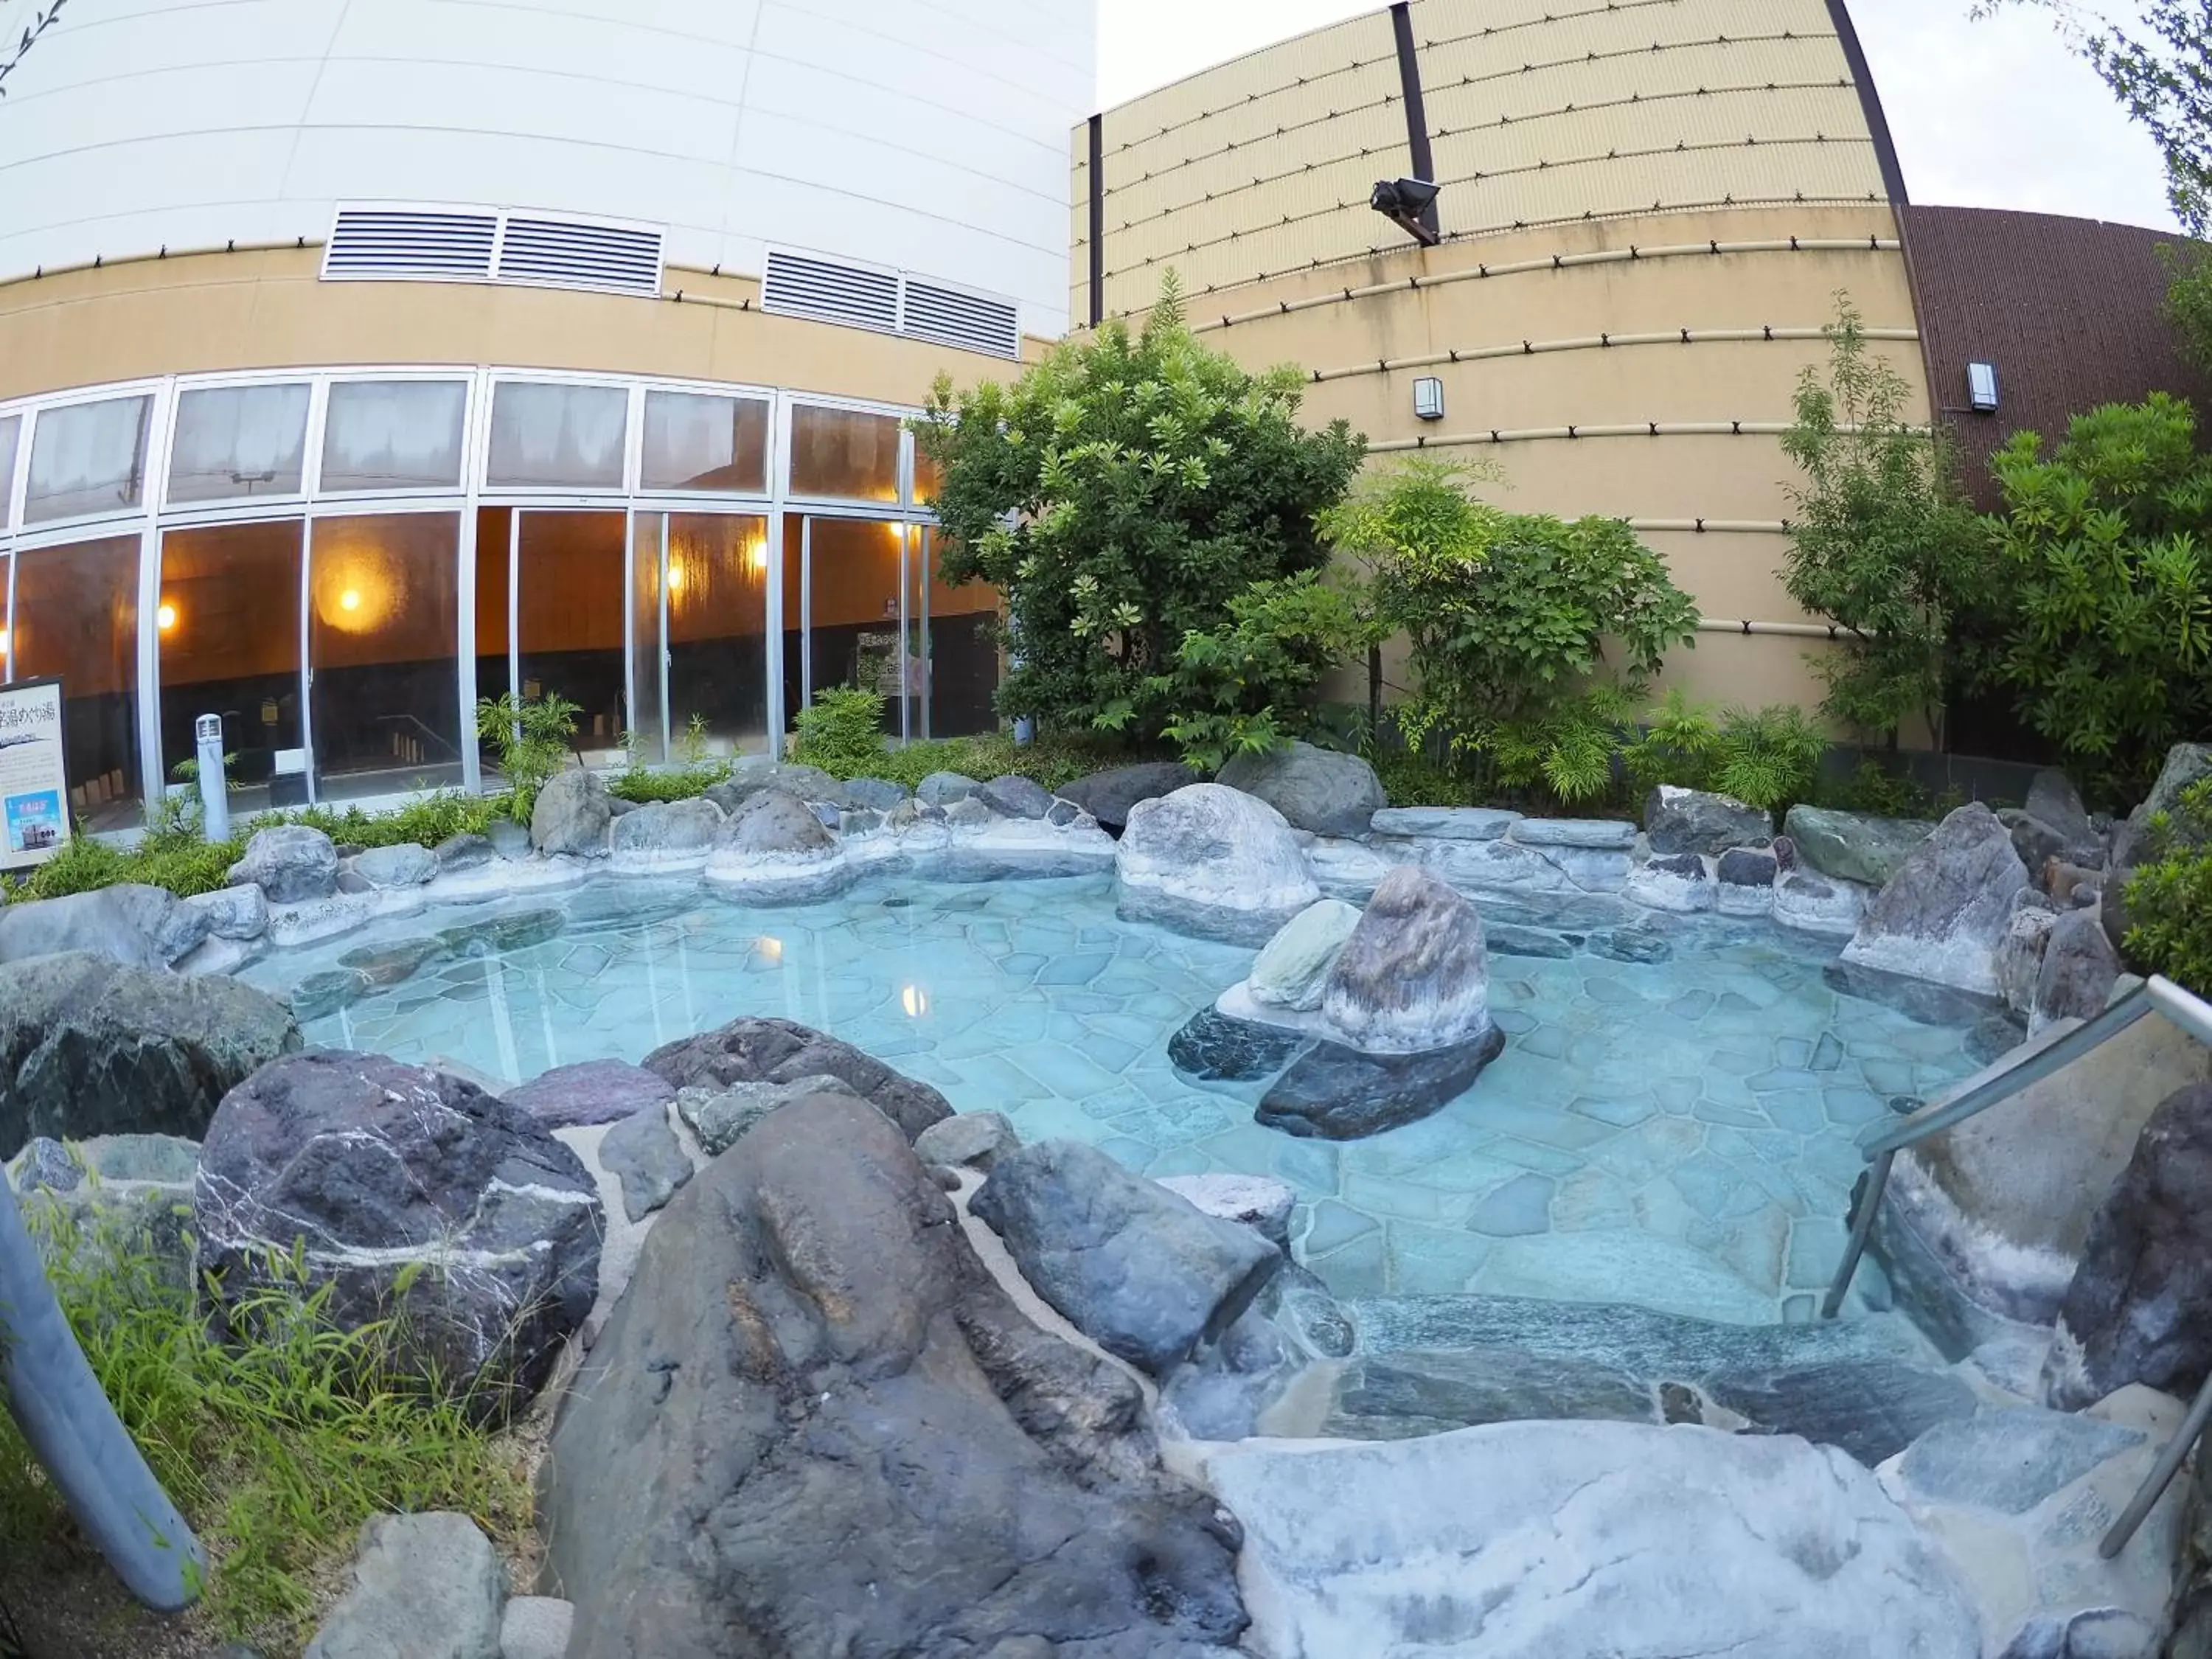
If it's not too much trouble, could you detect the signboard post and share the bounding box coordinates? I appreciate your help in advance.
[0,678,73,874]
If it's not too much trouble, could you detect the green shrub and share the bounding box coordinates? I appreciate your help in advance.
[2123,777,2212,994]
[0,1204,528,1651]
[260,790,498,852]
[1814,758,1967,820]
[3,827,245,905]
[790,687,891,774]
[475,692,579,824]
[917,275,1366,743]
[1332,460,1698,807]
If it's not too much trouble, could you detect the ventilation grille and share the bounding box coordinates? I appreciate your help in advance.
[323,206,664,298]
[902,280,1020,358]
[762,249,1020,359]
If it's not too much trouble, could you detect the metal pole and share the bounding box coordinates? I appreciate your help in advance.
[1822,1147,1896,1320]
[2101,1363,2212,1559]
[0,1177,206,1610]
[193,714,228,843]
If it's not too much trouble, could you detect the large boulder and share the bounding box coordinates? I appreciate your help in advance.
[1116,784,1321,945]
[305,1512,507,1659]
[1645,785,1772,856]
[195,1051,602,1421]
[1784,804,1936,888]
[0,885,175,968]
[642,1014,950,1142]
[975,773,1053,820]
[184,883,271,942]
[1321,864,1492,1054]
[352,843,437,889]
[1197,1420,1980,1659]
[2045,1082,2212,1409]
[1840,803,2030,994]
[504,1059,675,1131]
[703,786,853,902]
[538,1094,1246,1658]
[608,796,723,860]
[1246,899,1362,1012]
[228,823,341,902]
[530,766,611,858]
[1057,761,1197,832]
[0,951,299,1158]
[969,1138,1282,1377]
[1256,1034,1505,1141]
[1216,740,1387,838]
[2030,908,2121,1034]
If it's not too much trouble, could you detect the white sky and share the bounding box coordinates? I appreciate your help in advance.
[1098,0,2179,233]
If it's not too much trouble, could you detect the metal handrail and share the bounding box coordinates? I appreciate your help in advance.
[1815,973,2212,1562]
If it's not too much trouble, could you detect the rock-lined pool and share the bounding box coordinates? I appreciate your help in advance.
[243,873,1985,1326]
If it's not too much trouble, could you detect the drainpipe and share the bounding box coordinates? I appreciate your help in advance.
[0,1178,206,1612]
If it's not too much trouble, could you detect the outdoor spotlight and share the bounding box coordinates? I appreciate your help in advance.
[1370,177,1441,247]
[1967,361,2000,414]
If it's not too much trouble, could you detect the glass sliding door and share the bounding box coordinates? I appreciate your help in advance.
[473,507,514,781]
[7,534,143,828]
[652,512,769,763]
[801,517,908,742]
[515,509,628,763]
[307,513,463,800]
[921,528,999,739]
[156,519,305,813]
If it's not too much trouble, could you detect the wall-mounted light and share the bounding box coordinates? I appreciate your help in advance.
[339,588,361,613]
[1413,377,1445,422]
[1369,177,1441,248]
[1967,362,2000,414]
[157,601,178,633]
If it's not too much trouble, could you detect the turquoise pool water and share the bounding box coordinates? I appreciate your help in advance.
[245,874,1983,1326]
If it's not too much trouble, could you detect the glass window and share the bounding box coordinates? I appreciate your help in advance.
[0,414,21,527]
[308,513,463,800]
[156,521,305,813]
[922,529,998,739]
[641,392,768,493]
[7,535,142,827]
[629,514,665,767]
[487,382,627,490]
[24,395,152,523]
[911,443,942,509]
[516,510,628,759]
[800,517,906,740]
[474,507,513,760]
[321,380,469,493]
[666,513,770,760]
[168,383,310,503]
[789,406,900,501]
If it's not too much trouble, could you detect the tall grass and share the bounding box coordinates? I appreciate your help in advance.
[0,1202,530,1653]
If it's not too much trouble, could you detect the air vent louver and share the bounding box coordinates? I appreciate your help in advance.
[762,250,1019,359]
[901,280,1020,359]
[324,209,497,279]
[497,217,663,296]
[323,206,664,298]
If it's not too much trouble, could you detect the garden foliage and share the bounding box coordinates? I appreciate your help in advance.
[474,691,580,823]
[2123,776,2212,994]
[1620,690,1829,814]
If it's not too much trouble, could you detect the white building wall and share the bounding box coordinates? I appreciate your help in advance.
[0,0,1096,337]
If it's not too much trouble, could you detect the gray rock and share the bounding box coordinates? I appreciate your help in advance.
[597,1103,692,1222]
[1321,1347,1658,1439]
[504,1059,675,1131]
[1486,922,1577,958]
[1716,846,1779,903]
[0,951,300,1159]
[304,1512,504,1659]
[0,886,172,969]
[530,767,612,858]
[1200,1421,1982,1659]
[1166,1006,1310,1084]
[117,882,212,963]
[5,1130,201,1291]
[2033,908,2121,1033]
[1321,864,1491,1053]
[2003,808,2076,885]
[1216,740,1387,838]
[335,868,375,896]
[842,776,909,811]
[916,770,981,807]
[1645,785,1773,855]
[184,883,271,942]
[195,1051,602,1422]
[2046,1082,2212,1408]
[1057,761,1195,831]
[1705,1358,1980,1467]
[976,773,1053,820]
[609,796,723,857]
[912,1110,1020,1172]
[1774,869,1871,935]
[288,966,374,1021]
[1155,1173,1296,1251]
[971,1138,1281,1377]
[538,1095,1245,1658]
[1044,799,1079,828]
[1368,806,1520,841]
[605,796,638,818]
[1256,1029,1506,1140]
[716,785,835,855]
[484,819,532,861]
[644,1014,951,1143]
[675,1074,858,1155]
[2028,769,2099,852]
[227,824,341,902]
[1842,803,2031,994]
[1247,899,1361,1012]
[352,843,437,889]
[1116,784,1321,945]
[10,1135,83,1194]
[1785,804,1938,887]
[1891,1408,2145,1514]
[1624,850,1714,913]
[759,762,846,804]
[1997,901,2060,1017]
[498,1598,574,1659]
[1506,816,1638,849]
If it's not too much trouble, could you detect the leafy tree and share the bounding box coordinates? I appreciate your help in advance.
[1155,571,1379,772]
[0,0,68,105]
[1330,460,1699,804]
[474,691,579,823]
[2121,776,2212,990]
[915,278,1366,745]
[1781,297,1991,748]
[1985,392,2212,801]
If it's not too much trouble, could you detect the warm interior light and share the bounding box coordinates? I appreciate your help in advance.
[157,602,178,633]
[666,563,686,596]
[339,588,361,612]
[746,538,769,574]
[901,984,929,1019]
[0,627,10,657]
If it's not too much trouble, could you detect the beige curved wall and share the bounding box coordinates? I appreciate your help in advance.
[0,248,1037,411]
